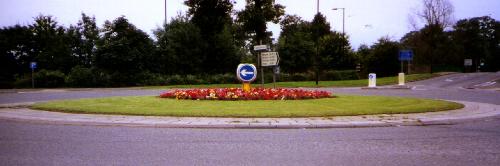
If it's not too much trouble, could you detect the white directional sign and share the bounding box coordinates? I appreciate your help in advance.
[464,59,472,66]
[261,52,279,67]
[253,45,268,51]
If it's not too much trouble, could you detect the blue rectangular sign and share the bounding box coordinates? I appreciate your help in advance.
[399,50,413,61]
[30,62,37,69]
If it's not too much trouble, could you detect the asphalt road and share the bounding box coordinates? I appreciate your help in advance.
[0,72,499,165]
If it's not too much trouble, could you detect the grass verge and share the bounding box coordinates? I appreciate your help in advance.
[32,95,463,118]
[143,73,439,89]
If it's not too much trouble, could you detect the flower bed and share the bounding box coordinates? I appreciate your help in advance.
[159,88,332,100]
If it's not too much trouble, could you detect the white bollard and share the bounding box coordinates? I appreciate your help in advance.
[368,73,376,88]
[398,73,405,86]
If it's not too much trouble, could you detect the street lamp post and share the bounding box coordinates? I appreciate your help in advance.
[332,8,345,35]
[164,0,167,24]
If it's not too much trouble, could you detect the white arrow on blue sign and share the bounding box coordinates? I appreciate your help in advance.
[236,64,257,82]
[30,62,37,69]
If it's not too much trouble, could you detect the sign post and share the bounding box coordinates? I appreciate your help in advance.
[30,62,37,88]
[398,50,413,86]
[254,44,268,87]
[260,52,280,88]
[236,64,257,92]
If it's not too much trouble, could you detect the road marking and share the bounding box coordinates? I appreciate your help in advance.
[474,81,497,87]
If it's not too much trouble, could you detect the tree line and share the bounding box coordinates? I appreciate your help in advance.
[1,0,499,88]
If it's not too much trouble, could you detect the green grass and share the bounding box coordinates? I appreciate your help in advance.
[32,95,463,118]
[143,73,438,89]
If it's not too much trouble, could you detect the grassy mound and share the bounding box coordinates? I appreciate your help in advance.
[32,95,464,118]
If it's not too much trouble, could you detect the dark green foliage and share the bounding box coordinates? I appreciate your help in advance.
[183,0,241,74]
[362,38,401,77]
[34,70,66,88]
[65,66,95,87]
[277,14,354,75]
[31,15,76,73]
[155,15,205,74]
[0,25,34,88]
[452,16,500,71]
[236,0,285,44]
[95,16,155,86]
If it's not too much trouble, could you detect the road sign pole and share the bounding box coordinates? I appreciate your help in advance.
[401,60,404,73]
[243,82,251,92]
[272,70,276,89]
[31,68,34,88]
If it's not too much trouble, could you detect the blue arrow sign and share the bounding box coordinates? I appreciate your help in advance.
[236,64,257,82]
[30,62,37,69]
[399,50,413,61]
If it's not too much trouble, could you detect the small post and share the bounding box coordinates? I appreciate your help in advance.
[259,40,264,88]
[243,82,251,92]
[31,67,34,88]
[401,60,404,73]
[30,62,36,88]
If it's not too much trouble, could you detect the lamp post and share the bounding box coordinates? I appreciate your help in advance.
[332,8,345,35]
[164,0,167,24]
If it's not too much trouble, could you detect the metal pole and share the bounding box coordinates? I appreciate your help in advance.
[317,0,319,13]
[342,8,345,35]
[259,40,264,87]
[401,60,404,73]
[31,68,34,88]
[164,0,167,24]
[273,68,276,89]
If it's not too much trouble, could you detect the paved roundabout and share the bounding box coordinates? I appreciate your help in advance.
[1,72,499,128]
[1,72,499,165]
[0,100,499,128]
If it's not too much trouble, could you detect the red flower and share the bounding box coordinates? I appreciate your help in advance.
[159,88,332,100]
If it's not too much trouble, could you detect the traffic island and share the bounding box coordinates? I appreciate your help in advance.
[30,94,463,118]
[1,100,499,128]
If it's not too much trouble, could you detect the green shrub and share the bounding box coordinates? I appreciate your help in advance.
[13,74,32,88]
[290,73,309,81]
[166,75,184,85]
[66,66,95,87]
[337,70,359,80]
[138,72,167,86]
[34,70,66,88]
[185,75,203,85]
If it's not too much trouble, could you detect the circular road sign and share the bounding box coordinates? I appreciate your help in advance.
[236,64,257,82]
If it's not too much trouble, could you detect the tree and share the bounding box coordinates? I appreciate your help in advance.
[154,14,205,75]
[95,16,154,85]
[236,0,285,44]
[277,15,314,73]
[76,13,99,67]
[0,25,34,87]
[453,16,500,71]
[184,0,234,37]
[184,0,241,74]
[365,37,401,77]
[311,13,331,44]
[311,13,332,84]
[30,15,75,73]
[318,32,353,70]
[416,0,455,29]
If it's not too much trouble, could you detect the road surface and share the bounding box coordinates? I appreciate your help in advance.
[0,72,499,165]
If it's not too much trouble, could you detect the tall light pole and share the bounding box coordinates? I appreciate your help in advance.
[317,0,319,13]
[164,0,167,24]
[332,8,345,35]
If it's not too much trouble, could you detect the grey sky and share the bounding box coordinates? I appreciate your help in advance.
[1,0,499,49]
